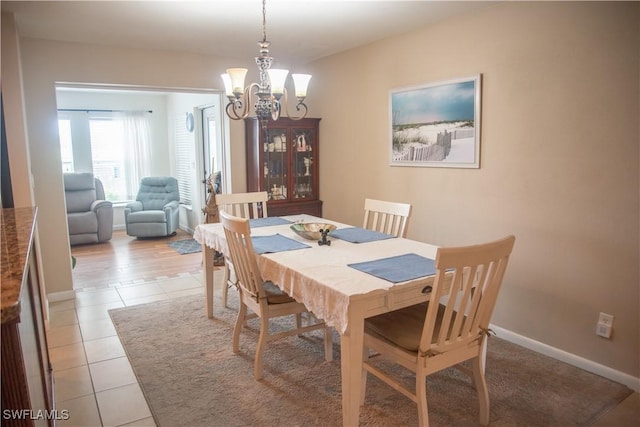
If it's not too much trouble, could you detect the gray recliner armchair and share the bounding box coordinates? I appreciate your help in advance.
[64,172,113,245]
[124,176,180,238]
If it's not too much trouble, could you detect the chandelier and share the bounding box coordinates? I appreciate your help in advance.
[221,0,311,126]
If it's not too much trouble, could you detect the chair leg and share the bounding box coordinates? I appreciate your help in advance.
[254,314,270,380]
[360,347,369,406]
[416,374,429,427]
[296,313,302,329]
[222,264,231,308]
[472,355,490,425]
[233,302,247,354]
[323,325,333,362]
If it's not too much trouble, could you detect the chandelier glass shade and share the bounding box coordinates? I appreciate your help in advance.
[221,0,311,125]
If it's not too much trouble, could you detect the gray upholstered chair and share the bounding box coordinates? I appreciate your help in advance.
[124,176,180,238]
[63,172,114,245]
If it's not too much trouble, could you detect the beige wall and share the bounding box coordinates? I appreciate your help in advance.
[2,13,34,207]
[312,2,639,377]
[3,1,638,383]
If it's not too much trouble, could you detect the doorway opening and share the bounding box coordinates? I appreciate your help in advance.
[55,84,230,234]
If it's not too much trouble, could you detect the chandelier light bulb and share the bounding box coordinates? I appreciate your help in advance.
[267,69,289,97]
[292,74,312,99]
[227,68,248,95]
[221,73,234,99]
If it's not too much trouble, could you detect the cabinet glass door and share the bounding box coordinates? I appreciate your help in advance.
[264,128,288,201]
[292,128,315,200]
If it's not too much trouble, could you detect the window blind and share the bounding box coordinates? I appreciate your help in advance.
[174,114,194,205]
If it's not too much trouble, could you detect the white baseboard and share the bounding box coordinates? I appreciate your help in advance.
[179,225,195,235]
[47,289,77,302]
[491,324,640,392]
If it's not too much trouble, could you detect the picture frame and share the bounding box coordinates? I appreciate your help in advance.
[390,74,481,168]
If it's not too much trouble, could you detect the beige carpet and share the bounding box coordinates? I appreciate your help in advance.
[110,293,632,427]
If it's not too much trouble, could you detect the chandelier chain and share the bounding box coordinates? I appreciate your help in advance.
[262,0,267,43]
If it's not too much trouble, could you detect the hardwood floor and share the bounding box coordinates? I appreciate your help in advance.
[70,229,204,290]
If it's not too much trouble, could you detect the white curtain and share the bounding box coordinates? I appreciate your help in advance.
[119,111,152,200]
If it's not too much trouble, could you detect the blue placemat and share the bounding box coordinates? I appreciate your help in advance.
[348,253,436,283]
[331,227,395,243]
[249,217,292,228]
[251,234,311,254]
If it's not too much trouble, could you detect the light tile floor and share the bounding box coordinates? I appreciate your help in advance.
[48,273,205,427]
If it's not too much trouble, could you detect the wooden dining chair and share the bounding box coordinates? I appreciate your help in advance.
[220,211,333,380]
[215,191,269,307]
[216,191,269,219]
[361,235,516,426]
[363,198,412,238]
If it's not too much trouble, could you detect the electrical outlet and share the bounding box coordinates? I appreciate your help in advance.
[596,312,614,339]
[596,323,612,338]
[598,312,614,326]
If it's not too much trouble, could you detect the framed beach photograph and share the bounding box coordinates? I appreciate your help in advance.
[390,75,481,168]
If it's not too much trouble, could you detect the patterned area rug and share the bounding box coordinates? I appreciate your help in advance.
[167,238,202,255]
[110,287,633,427]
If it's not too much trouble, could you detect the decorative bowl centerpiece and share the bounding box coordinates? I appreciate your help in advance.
[290,223,337,241]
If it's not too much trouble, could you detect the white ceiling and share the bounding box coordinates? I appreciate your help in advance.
[2,1,496,65]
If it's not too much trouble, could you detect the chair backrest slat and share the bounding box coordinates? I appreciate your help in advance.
[363,198,412,238]
[216,191,269,219]
[420,235,515,355]
[220,211,265,299]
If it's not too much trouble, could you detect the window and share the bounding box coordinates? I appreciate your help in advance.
[58,119,74,172]
[89,118,128,201]
[58,111,151,203]
[174,113,194,205]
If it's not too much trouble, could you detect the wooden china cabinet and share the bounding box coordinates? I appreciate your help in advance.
[245,117,322,217]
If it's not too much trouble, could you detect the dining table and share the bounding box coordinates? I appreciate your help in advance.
[193,214,442,426]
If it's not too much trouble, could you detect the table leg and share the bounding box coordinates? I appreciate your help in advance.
[340,314,365,427]
[203,244,215,318]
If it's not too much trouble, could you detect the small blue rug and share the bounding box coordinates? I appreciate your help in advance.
[168,238,202,255]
